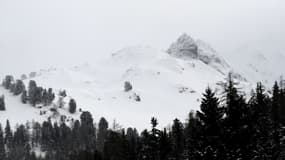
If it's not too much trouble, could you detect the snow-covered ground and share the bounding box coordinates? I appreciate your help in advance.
[0,34,283,131]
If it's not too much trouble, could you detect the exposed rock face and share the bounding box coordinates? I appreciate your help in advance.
[167,33,199,59]
[167,33,247,82]
[168,33,229,67]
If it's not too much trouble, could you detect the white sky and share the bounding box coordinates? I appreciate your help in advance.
[0,0,285,75]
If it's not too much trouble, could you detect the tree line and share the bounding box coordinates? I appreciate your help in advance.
[1,75,77,114]
[1,74,285,159]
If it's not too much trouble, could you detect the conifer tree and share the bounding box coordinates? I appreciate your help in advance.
[223,73,249,159]
[149,117,160,160]
[197,87,224,158]
[249,82,273,158]
[2,75,14,89]
[47,88,55,105]
[0,95,5,111]
[21,90,28,104]
[97,117,109,153]
[0,125,6,160]
[80,111,96,150]
[159,128,171,160]
[14,80,25,95]
[69,99,77,114]
[184,111,203,159]
[271,81,282,158]
[5,120,13,150]
[170,118,185,160]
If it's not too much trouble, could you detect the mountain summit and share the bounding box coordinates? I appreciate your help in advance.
[168,33,233,76]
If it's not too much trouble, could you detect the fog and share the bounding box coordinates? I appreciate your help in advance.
[1,0,285,76]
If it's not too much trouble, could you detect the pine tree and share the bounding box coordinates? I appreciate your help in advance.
[159,128,171,160]
[223,73,249,159]
[272,81,281,125]
[149,117,160,160]
[97,117,109,153]
[21,90,28,104]
[197,87,223,135]
[103,130,128,160]
[28,80,38,106]
[2,75,14,89]
[126,128,139,160]
[197,87,224,158]
[170,118,185,160]
[5,120,13,150]
[0,125,6,160]
[13,80,25,95]
[271,81,282,158]
[42,89,48,106]
[47,88,55,105]
[69,99,77,114]
[80,111,96,150]
[184,111,203,160]
[0,95,5,111]
[249,82,273,158]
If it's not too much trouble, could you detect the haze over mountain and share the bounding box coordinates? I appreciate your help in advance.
[1,0,285,76]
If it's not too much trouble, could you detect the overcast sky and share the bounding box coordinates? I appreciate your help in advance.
[0,0,285,75]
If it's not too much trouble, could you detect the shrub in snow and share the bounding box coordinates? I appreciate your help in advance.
[59,90,67,97]
[21,74,27,80]
[134,93,141,102]
[124,81,133,92]
[29,72,37,78]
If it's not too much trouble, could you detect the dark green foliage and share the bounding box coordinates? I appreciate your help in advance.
[97,117,109,153]
[103,130,128,160]
[124,81,133,92]
[59,90,67,97]
[28,80,38,106]
[0,125,6,160]
[2,75,14,89]
[170,119,184,160]
[0,95,5,111]
[14,80,25,95]
[47,88,55,105]
[80,111,96,150]
[158,128,171,160]
[5,120,13,150]
[126,128,139,160]
[197,87,224,159]
[69,99,77,114]
[21,90,28,104]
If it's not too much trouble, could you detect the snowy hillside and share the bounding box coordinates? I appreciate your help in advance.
[0,37,248,130]
[2,34,280,130]
[223,45,285,87]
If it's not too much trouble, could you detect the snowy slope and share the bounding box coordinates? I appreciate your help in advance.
[223,45,285,87]
[0,44,243,130]
[2,34,273,131]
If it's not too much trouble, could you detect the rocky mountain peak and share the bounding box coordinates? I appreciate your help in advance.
[167,33,198,59]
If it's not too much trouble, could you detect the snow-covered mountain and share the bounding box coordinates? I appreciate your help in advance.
[223,45,285,86]
[0,33,282,130]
